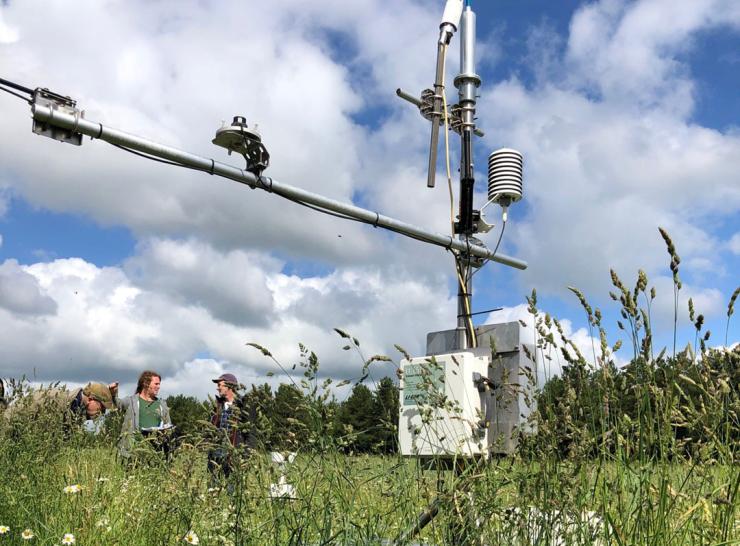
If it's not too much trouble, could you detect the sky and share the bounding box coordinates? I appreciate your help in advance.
[0,0,738,400]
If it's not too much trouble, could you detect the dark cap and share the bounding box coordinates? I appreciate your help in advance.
[212,373,239,387]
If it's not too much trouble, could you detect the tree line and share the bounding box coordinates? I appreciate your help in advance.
[166,343,737,460]
[167,376,400,454]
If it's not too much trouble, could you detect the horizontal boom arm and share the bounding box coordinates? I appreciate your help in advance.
[31,103,527,270]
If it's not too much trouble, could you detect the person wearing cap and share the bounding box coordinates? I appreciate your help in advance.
[207,373,257,487]
[72,382,119,420]
[118,370,172,459]
[1,380,118,434]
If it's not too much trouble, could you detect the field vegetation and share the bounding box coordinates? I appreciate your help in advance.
[0,231,737,545]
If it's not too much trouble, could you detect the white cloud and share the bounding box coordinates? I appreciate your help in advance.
[163,358,262,402]
[0,10,18,44]
[565,0,740,115]
[646,275,725,326]
[477,2,740,300]
[729,233,740,255]
[125,238,279,327]
[0,0,738,394]
[0,240,454,394]
[0,259,57,316]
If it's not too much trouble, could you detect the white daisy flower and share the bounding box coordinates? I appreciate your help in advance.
[0,526,9,535]
[21,529,34,540]
[63,484,82,494]
[183,530,200,544]
[61,533,75,545]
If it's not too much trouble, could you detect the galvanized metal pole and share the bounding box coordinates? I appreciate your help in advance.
[454,5,483,349]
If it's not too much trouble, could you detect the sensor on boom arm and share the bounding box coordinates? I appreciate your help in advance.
[212,116,270,176]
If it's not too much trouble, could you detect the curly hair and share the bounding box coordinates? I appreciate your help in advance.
[136,370,161,394]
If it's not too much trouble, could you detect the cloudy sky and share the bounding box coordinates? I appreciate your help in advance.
[0,0,738,399]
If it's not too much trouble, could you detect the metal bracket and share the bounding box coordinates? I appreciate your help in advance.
[396,88,484,138]
[31,88,83,146]
[473,372,499,393]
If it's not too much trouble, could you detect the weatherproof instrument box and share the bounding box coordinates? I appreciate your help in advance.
[399,351,490,457]
[399,321,537,458]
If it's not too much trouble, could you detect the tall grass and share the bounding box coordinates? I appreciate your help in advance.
[0,230,737,545]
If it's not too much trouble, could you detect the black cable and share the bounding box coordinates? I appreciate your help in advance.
[0,77,34,95]
[270,185,454,248]
[271,187,366,223]
[491,219,506,256]
[111,144,211,172]
[454,252,476,346]
[0,84,32,104]
[463,236,473,284]
[109,141,467,255]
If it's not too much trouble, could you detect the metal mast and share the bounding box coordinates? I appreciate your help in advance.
[453,5,482,349]
[1,0,527,352]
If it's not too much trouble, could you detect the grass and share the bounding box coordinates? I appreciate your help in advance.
[0,429,736,545]
[1,228,738,545]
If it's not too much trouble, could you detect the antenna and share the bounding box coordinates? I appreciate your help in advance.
[425,0,464,188]
[395,1,527,350]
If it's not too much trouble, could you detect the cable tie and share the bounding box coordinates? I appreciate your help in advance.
[260,176,273,192]
[373,213,380,228]
[95,123,103,139]
[209,159,215,175]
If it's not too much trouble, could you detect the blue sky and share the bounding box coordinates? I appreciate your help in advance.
[0,0,738,398]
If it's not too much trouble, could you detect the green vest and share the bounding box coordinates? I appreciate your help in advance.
[138,397,162,429]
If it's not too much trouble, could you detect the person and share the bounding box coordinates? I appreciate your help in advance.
[118,370,172,459]
[1,380,118,434]
[71,382,119,421]
[207,373,256,487]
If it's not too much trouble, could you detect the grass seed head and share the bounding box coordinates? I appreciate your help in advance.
[694,314,704,332]
[728,286,739,317]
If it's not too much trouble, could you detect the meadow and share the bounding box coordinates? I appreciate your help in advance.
[0,426,736,545]
[0,234,738,545]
